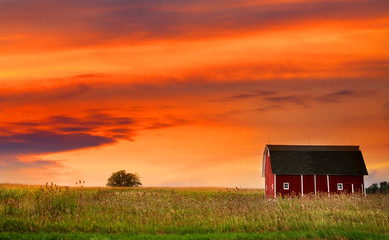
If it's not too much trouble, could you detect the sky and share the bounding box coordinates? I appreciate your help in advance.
[0,0,388,188]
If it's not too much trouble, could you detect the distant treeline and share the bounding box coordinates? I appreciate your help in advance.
[366,181,388,194]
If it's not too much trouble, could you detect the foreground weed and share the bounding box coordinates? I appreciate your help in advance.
[0,185,388,235]
[33,184,78,218]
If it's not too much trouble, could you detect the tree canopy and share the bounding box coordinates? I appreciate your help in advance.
[366,181,388,194]
[106,170,142,187]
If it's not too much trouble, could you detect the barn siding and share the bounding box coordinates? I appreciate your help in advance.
[329,175,364,193]
[316,175,328,193]
[267,174,364,197]
[303,175,315,194]
[265,153,274,198]
[276,175,301,196]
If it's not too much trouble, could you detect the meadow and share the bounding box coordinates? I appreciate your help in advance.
[0,184,388,240]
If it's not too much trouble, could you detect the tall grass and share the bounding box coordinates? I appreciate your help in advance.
[0,184,388,235]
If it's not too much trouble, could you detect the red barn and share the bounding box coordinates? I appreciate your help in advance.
[262,145,368,198]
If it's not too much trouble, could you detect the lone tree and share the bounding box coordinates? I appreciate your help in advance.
[107,170,142,187]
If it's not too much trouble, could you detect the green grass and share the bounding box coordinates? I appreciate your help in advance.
[0,230,388,240]
[0,184,388,239]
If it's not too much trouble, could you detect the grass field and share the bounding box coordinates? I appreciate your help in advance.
[0,184,388,239]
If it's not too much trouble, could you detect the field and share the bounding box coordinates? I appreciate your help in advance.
[0,184,388,239]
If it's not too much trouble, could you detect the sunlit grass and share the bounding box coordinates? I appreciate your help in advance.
[0,184,388,238]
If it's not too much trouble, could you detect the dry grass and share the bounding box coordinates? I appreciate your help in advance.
[0,184,388,236]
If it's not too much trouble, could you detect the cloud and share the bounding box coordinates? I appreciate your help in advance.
[317,90,374,103]
[0,77,382,123]
[258,88,374,110]
[217,90,275,101]
[0,155,65,183]
[0,110,191,181]
[144,119,190,130]
[265,95,308,107]
[0,111,190,160]
[5,113,136,137]
[212,84,377,112]
[56,127,94,133]
[214,89,310,109]
[383,102,389,110]
[0,113,137,164]
[253,104,284,112]
[0,82,93,104]
[0,156,63,170]
[382,101,389,120]
[48,114,136,130]
[318,90,356,103]
[1,0,389,53]
[0,131,115,156]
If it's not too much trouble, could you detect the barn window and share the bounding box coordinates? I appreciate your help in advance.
[283,182,289,190]
[271,184,273,190]
[266,185,268,190]
[337,183,343,191]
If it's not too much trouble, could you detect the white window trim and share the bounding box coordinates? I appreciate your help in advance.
[283,182,289,190]
[337,183,343,191]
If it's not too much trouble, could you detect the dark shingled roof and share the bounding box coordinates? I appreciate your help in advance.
[266,145,368,175]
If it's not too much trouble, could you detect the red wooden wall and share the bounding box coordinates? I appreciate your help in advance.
[266,173,364,198]
[276,175,301,196]
[316,175,328,193]
[329,175,364,193]
[303,175,315,194]
[264,153,274,198]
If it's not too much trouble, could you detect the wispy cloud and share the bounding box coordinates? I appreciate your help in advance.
[0,113,133,174]
[317,90,375,103]
[144,118,190,130]
[217,90,275,101]
[0,155,65,183]
[317,90,356,103]
[0,77,385,183]
[212,87,377,113]
[0,131,115,156]
[382,101,389,120]
[265,95,308,107]
[0,82,93,104]
[0,156,63,170]
[0,111,190,160]
[253,104,284,112]
[4,113,136,139]
[1,0,388,53]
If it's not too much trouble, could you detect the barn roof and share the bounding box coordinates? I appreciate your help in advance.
[264,145,368,175]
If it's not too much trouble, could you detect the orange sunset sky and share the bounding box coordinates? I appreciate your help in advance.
[0,0,388,187]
